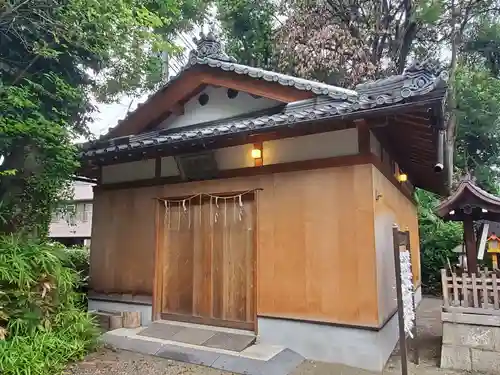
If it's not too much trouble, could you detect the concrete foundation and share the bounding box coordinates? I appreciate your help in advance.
[257,285,422,372]
[88,299,152,326]
[441,311,500,374]
[257,313,397,372]
[88,285,422,372]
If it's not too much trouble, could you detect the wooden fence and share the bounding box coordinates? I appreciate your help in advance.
[441,268,500,316]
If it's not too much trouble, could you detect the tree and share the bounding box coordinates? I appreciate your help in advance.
[216,0,277,68]
[273,0,447,86]
[0,0,188,234]
[454,64,500,192]
[274,2,375,86]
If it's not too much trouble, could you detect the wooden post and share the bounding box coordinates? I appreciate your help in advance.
[109,315,124,330]
[405,230,419,365]
[464,215,478,275]
[442,269,450,308]
[393,225,408,375]
[123,312,141,328]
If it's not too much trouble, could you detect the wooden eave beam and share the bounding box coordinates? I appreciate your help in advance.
[171,103,185,116]
[372,124,446,195]
[108,66,315,138]
[201,69,314,103]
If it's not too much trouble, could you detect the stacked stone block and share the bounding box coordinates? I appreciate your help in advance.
[441,312,500,373]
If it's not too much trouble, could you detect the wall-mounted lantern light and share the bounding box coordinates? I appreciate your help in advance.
[252,143,263,167]
[397,173,408,183]
[251,148,262,159]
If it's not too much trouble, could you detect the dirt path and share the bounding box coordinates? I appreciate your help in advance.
[66,297,478,375]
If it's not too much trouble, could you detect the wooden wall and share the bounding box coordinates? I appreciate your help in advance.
[89,188,157,295]
[90,163,380,327]
[371,165,420,324]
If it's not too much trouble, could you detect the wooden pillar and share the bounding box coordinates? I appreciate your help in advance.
[464,215,478,274]
[356,119,371,156]
[392,225,409,375]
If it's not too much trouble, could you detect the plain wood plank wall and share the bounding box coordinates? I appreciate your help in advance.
[90,164,380,327]
[89,188,156,295]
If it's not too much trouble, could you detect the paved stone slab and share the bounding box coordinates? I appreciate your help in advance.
[212,348,304,375]
[101,334,165,355]
[138,322,183,340]
[203,332,255,352]
[240,344,285,360]
[472,348,500,374]
[267,348,305,374]
[156,343,221,367]
[212,354,266,375]
[171,327,216,345]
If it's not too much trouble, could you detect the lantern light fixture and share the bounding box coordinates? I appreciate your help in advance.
[397,173,408,183]
[251,148,262,159]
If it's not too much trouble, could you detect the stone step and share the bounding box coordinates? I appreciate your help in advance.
[138,320,255,352]
[101,327,304,375]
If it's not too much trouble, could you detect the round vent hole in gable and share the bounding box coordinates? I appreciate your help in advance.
[227,88,239,99]
[198,93,209,106]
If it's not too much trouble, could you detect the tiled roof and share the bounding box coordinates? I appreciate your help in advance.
[81,33,448,158]
[437,175,500,218]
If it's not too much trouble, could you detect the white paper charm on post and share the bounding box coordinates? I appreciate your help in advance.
[400,250,415,337]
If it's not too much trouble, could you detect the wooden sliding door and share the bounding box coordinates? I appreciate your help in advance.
[159,194,256,331]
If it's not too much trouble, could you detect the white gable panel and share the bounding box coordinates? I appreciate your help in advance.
[158,86,282,130]
[263,129,359,165]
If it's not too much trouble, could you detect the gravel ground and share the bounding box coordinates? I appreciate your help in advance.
[64,349,234,375]
[66,297,478,375]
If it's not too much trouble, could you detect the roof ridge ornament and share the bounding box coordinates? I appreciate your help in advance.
[189,30,237,63]
[404,59,448,80]
[354,58,449,104]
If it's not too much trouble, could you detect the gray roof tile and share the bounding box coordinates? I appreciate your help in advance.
[81,34,448,158]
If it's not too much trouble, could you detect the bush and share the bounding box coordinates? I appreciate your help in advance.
[0,235,99,374]
[60,245,90,297]
[416,189,463,295]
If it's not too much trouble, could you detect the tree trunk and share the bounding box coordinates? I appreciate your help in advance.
[445,0,459,189]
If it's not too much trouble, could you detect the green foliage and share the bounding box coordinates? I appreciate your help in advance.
[0,0,194,235]
[61,246,90,304]
[454,64,500,192]
[216,0,277,68]
[61,246,90,280]
[0,77,79,235]
[0,320,97,375]
[465,16,500,77]
[0,235,99,374]
[415,190,463,295]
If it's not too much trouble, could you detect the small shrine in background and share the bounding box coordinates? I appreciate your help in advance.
[438,176,500,372]
[436,175,500,274]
